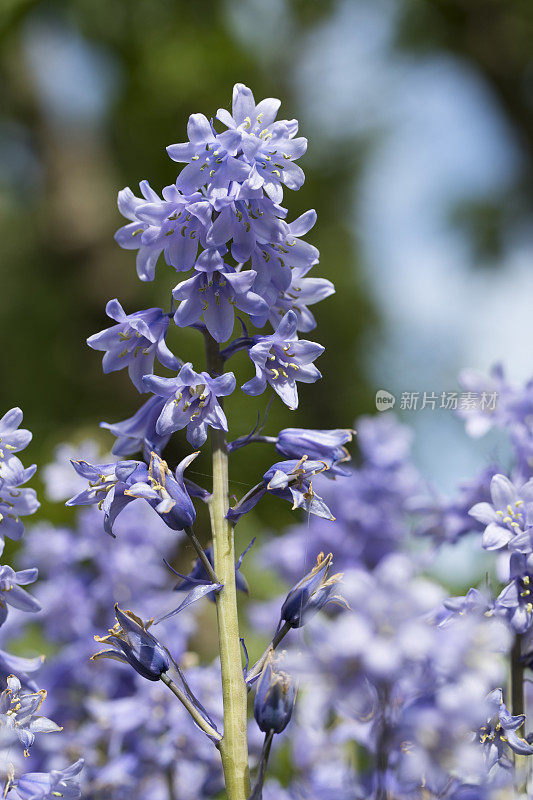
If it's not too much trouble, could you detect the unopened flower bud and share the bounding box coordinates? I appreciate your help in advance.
[253,650,295,734]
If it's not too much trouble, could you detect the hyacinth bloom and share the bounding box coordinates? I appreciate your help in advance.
[0,565,40,625]
[123,452,198,531]
[275,427,354,477]
[0,408,32,462]
[439,587,496,627]
[205,197,289,263]
[121,183,212,273]
[67,453,198,534]
[263,458,334,517]
[216,83,307,203]
[280,552,343,629]
[113,181,163,280]
[469,473,533,550]
[167,115,248,200]
[92,604,170,682]
[143,362,235,447]
[66,458,146,535]
[253,650,296,734]
[266,266,335,333]
[114,180,211,280]
[0,651,44,692]
[0,675,62,756]
[480,688,533,769]
[87,299,179,392]
[172,249,267,342]
[242,310,324,409]
[5,759,84,800]
[0,458,40,543]
[100,395,169,459]
[249,210,321,316]
[494,551,533,633]
[227,457,334,524]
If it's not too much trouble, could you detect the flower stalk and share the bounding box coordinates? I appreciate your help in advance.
[161,673,222,743]
[511,634,528,791]
[205,334,251,800]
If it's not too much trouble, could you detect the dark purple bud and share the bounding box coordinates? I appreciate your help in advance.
[253,649,295,734]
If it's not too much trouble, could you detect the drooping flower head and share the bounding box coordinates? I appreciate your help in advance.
[280,552,343,629]
[172,249,268,342]
[215,83,308,203]
[0,565,40,626]
[227,457,334,524]
[275,427,354,477]
[100,395,169,459]
[67,452,198,534]
[242,311,323,409]
[167,83,307,205]
[4,759,84,800]
[87,299,179,392]
[0,408,32,463]
[0,457,39,543]
[92,604,170,682]
[114,180,211,281]
[66,458,145,535]
[143,362,236,447]
[167,115,247,202]
[123,451,198,531]
[0,675,62,756]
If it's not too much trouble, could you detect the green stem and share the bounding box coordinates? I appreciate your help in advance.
[185,526,219,585]
[205,334,251,800]
[511,633,524,718]
[249,731,274,800]
[511,633,528,791]
[161,673,222,742]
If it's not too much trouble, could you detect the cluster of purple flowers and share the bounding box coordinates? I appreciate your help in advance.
[6,380,533,797]
[10,82,533,800]
[413,368,533,644]
[245,408,533,798]
[10,468,224,798]
[55,83,351,799]
[0,408,83,798]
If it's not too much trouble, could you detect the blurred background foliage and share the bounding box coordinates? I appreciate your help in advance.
[1,0,533,530]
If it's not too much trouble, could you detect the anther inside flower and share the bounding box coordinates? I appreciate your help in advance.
[87,301,179,392]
